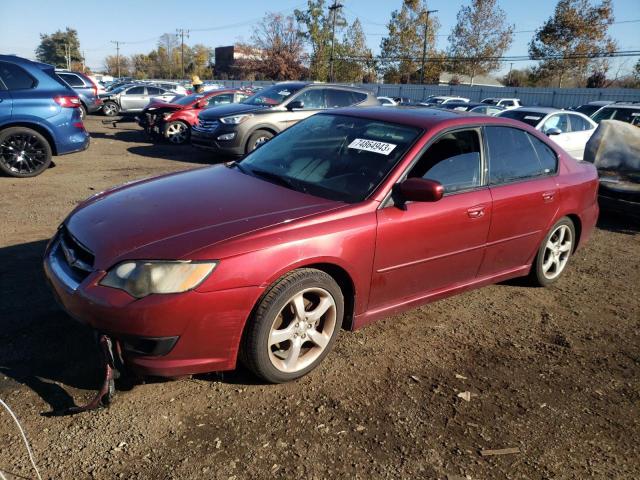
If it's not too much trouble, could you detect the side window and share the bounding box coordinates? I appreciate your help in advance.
[543,114,570,133]
[146,86,162,95]
[126,86,145,95]
[528,134,558,174]
[58,73,85,87]
[485,126,545,184]
[325,89,356,108]
[235,93,249,102]
[209,93,234,105]
[0,62,37,90]
[503,100,514,107]
[294,89,325,109]
[407,129,482,194]
[568,114,591,131]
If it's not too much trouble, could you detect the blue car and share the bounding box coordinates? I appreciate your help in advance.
[0,55,90,177]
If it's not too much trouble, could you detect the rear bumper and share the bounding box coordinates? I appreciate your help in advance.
[43,237,262,377]
[56,130,90,156]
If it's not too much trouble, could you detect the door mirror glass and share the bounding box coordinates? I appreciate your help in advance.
[545,127,562,136]
[398,178,444,202]
[287,100,304,110]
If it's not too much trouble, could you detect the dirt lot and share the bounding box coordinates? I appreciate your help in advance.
[1,117,639,480]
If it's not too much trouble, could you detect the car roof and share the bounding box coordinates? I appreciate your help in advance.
[0,54,53,71]
[324,105,533,130]
[602,103,640,109]
[510,106,559,114]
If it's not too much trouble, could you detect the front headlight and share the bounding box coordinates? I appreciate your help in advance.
[100,260,218,298]
[219,114,253,124]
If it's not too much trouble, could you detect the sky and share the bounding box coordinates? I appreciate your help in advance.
[1,0,639,76]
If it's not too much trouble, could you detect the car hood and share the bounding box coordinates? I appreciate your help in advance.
[66,166,341,270]
[145,101,184,111]
[198,102,269,120]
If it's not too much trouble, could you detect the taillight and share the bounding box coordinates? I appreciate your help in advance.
[92,85,98,96]
[54,95,81,108]
[73,121,85,129]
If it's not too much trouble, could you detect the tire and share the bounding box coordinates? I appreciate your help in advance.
[163,121,190,144]
[246,129,273,153]
[102,101,119,116]
[79,103,87,120]
[529,217,576,287]
[241,268,344,383]
[0,127,52,178]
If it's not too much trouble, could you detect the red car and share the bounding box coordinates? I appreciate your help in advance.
[138,89,249,144]
[45,108,599,383]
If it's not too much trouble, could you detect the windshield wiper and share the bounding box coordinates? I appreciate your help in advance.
[225,160,250,175]
[249,168,306,193]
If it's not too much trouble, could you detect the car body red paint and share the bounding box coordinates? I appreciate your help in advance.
[44,107,599,377]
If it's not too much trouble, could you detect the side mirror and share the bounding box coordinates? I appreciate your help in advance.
[195,99,207,109]
[545,127,562,136]
[397,177,444,203]
[287,100,304,111]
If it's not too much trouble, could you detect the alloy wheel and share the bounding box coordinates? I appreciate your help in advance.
[103,102,118,116]
[268,287,337,374]
[541,224,572,280]
[0,132,49,175]
[166,123,188,144]
[254,136,269,149]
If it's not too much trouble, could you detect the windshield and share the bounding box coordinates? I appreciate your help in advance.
[173,93,205,106]
[498,110,544,127]
[424,97,445,105]
[482,99,499,105]
[237,114,421,203]
[242,84,302,106]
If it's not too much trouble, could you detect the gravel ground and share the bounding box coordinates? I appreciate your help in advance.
[0,117,639,480]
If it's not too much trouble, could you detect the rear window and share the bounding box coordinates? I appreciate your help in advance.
[57,73,85,87]
[498,110,544,128]
[0,61,37,90]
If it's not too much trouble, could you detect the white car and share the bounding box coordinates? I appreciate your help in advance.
[481,98,521,109]
[419,95,470,106]
[498,107,598,160]
[377,96,398,106]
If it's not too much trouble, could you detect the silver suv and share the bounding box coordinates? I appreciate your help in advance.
[99,84,177,116]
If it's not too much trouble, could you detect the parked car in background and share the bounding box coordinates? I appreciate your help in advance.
[191,82,380,156]
[44,107,599,383]
[138,89,250,144]
[570,100,612,117]
[147,81,189,96]
[55,69,103,120]
[498,107,597,159]
[0,55,89,177]
[99,84,178,116]
[377,96,397,106]
[439,101,485,112]
[481,98,521,109]
[591,102,640,126]
[469,104,505,116]
[419,96,470,106]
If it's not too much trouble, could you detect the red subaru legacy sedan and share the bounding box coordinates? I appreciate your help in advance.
[44,107,599,383]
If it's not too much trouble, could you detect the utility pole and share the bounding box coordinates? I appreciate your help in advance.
[419,9,438,85]
[63,43,71,70]
[176,29,190,80]
[111,40,122,78]
[328,0,343,83]
[82,50,86,72]
[507,62,514,85]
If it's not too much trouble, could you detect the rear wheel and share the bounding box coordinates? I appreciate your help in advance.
[241,269,344,383]
[530,217,575,287]
[102,101,119,116]
[0,127,52,178]
[79,103,87,120]
[164,121,190,144]
[246,129,273,153]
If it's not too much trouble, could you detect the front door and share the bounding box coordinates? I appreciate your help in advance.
[278,88,327,130]
[370,128,492,310]
[478,125,560,277]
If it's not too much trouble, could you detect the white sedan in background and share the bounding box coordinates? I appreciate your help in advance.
[498,107,598,160]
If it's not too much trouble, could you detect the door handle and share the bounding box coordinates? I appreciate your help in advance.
[542,191,556,202]
[467,205,485,218]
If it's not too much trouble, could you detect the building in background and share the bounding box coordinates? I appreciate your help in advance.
[214,45,262,79]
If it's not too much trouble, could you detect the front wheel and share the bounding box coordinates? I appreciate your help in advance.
[102,101,119,116]
[241,269,344,383]
[0,127,52,177]
[246,129,273,153]
[530,217,575,287]
[164,121,190,144]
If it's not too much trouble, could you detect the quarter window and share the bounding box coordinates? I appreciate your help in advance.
[408,130,482,193]
[0,62,36,90]
[485,126,552,184]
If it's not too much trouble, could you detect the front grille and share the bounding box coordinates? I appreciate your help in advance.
[193,119,219,132]
[57,226,95,282]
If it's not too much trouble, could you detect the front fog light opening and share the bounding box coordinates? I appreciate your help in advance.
[217,133,236,141]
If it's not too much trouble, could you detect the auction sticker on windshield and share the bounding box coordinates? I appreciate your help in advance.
[348,138,397,155]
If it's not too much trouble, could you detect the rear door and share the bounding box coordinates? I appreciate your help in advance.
[370,128,492,310]
[541,113,579,156]
[566,113,596,160]
[478,126,559,277]
[0,77,12,119]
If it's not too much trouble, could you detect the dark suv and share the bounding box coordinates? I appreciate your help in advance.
[55,70,102,119]
[191,82,380,156]
[0,55,89,177]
